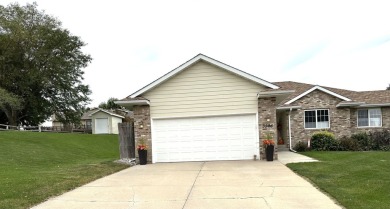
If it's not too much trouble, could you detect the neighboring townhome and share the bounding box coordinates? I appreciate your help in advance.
[116,54,390,163]
[271,81,390,148]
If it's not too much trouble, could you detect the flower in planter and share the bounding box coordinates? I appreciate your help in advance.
[263,139,275,147]
[263,132,275,147]
[137,138,148,150]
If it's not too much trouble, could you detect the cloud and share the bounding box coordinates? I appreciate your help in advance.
[283,41,328,69]
[357,34,390,50]
[135,47,160,62]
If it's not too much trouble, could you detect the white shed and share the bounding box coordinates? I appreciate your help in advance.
[89,108,124,134]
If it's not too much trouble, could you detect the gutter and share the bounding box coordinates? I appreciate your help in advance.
[276,106,301,110]
[358,103,390,107]
[257,90,295,98]
[336,102,365,107]
[336,102,390,108]
[114,100,150,106]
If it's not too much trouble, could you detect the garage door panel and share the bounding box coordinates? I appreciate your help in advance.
[153,114,257,162]
[95,118,109,134]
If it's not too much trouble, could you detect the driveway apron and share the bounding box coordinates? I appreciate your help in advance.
[32,161,342,209]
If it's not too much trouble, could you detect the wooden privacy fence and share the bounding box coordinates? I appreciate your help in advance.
[118,122,135,159]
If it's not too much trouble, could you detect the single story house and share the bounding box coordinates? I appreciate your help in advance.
[89,108,125,134]
[52,110,94,132]
[52,108,131,134]
[116,54,390,163]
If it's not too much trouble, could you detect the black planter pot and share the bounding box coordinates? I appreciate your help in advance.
[265,145,274,161]
[138,149,147,165]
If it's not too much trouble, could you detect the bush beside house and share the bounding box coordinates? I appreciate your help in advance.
[298,129,390,152]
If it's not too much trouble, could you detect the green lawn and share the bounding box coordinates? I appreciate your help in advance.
[0,131,129,209]
[287,152,390,209]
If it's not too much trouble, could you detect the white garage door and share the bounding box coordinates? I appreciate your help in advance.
[95,118,109,134]
[153,114,257,163]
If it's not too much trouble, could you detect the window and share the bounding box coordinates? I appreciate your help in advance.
[86,120,92,129]
[357,108,382,127]
[304,109,329,129]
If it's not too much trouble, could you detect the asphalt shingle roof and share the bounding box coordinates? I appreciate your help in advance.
[272,81,390,106]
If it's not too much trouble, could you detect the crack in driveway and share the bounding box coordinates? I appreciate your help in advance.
[182,161,205,209]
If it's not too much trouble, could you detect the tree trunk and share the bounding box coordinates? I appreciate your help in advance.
[2,107,18,126]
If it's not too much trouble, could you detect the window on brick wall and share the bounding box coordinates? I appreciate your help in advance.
[357,108,382,127]
[304,109,330,129]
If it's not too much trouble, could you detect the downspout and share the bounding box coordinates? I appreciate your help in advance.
[288,108,297,153]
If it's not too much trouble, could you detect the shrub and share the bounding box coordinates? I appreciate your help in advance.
[294,140,308,152]
[311,131,339,151]
[369,129,390,151]
[351,132,371,151]
[339,136,359,151]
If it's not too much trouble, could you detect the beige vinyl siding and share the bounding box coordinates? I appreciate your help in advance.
[143,61,268,118]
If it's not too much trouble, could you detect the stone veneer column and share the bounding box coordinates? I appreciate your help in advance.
[133,105,152,163]
[258,97,278,160]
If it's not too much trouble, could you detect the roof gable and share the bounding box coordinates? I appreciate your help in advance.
[130,54,279,98]
[89,108,125,118]
[285,85,352,105]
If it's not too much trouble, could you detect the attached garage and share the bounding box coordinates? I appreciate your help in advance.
[116,54,281,163]
[152,114,258,163]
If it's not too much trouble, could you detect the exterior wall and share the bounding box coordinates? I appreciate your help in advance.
[143,61,267,118]
[289,90,351,146]
[111,117,123,134]
[133,105,152,163]
[258,97,278,160]
[80,119,92,130]
[52,121,63,127]
[350,107,390,133]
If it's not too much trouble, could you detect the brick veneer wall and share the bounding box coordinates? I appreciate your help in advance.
[258,97,278,160]
[289,90,351,146]
[133,105,152,163]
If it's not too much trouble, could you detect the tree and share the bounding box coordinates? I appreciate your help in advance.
[99,98,121,110]
[387,84,390,90]
[0,3,92,125]
[0,88,22,125]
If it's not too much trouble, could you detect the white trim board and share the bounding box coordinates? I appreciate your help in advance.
[285,86,351,105]
[130,54,279,98]
[89,108,125,118]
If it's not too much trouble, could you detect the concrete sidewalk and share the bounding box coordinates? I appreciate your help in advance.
[278,151,319,164]
[32,160,340,209]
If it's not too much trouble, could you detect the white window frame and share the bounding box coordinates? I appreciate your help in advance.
[357,108,382,128]
[304,109,330,129]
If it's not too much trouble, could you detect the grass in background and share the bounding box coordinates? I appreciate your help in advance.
[0,131,128,209]
[287,152,390,209]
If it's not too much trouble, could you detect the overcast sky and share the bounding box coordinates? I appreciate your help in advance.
[3,0,390,107]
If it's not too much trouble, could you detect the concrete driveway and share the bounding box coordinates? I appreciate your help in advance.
[32,160,342,209]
